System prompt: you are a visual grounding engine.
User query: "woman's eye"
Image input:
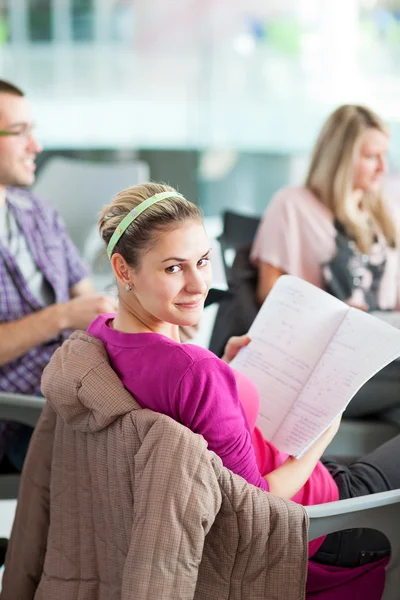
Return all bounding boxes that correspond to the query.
[198,257,210,268]
[165,265,181,274]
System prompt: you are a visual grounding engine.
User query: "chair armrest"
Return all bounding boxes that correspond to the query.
[307,491,400,599]
[0,392,45,427]
[307,490,400,540]
[307,489,400,519]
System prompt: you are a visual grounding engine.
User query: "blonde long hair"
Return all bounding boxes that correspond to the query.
[305,104,396,254]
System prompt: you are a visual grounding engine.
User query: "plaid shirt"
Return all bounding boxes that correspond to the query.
[0,187,89,458]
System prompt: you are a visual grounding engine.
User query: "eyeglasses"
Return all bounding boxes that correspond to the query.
[0,124,35,138]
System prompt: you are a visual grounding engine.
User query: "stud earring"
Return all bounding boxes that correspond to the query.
[125,283,132,292]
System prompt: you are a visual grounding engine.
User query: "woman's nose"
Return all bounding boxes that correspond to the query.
[185,269,208,294]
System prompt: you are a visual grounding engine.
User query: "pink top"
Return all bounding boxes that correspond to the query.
[89,314,338,556]
[88,314,269,492]
[251,186,400,310]
[236,369,337,505]
[236,369,338,556]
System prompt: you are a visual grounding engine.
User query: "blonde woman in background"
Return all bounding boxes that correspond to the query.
[251,104,400,418]
[253,105,398,310]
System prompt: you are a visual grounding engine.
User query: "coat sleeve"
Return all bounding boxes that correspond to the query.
[1,403,56,600]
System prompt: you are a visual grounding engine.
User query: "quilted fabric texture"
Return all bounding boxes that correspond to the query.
[1,332,309,600]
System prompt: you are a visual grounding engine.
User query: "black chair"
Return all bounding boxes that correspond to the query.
[207,210,261,356]
[217,211,261,281]
[204,287,231,308]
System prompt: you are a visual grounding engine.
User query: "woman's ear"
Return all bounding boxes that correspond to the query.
[111,253,132,289]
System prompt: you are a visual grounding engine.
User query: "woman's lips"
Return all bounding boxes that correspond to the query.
[175,299,203,309]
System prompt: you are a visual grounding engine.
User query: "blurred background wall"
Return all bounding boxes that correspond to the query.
[1,0,400,216]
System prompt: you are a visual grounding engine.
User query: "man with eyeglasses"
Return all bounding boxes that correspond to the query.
[0,80,114,475]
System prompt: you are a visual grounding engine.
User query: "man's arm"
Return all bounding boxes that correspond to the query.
[69,276,96,298]
[0,304,66,367]
[0,293,115,367]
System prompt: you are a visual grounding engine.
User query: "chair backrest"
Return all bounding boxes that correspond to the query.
[208,244,259,357]
[217,211,261,279]
[33,156,150,256]
[0,393,45,428]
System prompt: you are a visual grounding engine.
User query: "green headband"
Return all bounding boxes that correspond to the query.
[107,191,184,259]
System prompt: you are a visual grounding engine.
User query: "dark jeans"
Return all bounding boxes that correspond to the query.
[311,433,400,568]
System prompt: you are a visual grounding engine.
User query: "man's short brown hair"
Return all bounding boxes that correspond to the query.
[0,80,24,97]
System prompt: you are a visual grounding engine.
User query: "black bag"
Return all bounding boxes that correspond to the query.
[209,244,259,357]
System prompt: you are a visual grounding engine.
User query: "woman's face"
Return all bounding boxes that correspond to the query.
[129,220,212,327]
[352,128,389,193]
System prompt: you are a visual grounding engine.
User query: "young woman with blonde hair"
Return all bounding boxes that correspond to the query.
[252,104,398,312]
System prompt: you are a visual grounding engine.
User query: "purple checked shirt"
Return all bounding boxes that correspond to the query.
[0,187,89,457]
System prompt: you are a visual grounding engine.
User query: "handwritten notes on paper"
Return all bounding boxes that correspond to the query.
[230,276,400,457]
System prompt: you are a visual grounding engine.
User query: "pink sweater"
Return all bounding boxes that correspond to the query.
[88,314,269,492]
[235,368,338,507]
[88,314,338,554]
